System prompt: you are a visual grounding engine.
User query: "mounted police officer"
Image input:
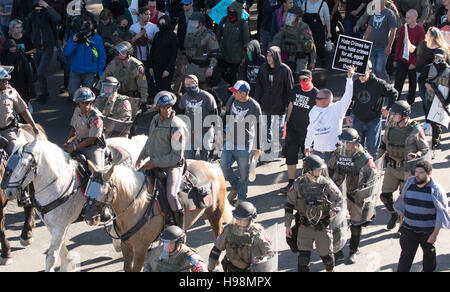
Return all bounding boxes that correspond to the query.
[285,154,343,272]
[271,6,316,78]
[97,42,148,108]
[63,87,105,170]
[208,201,275,272]
[137,91,188,230]
[378,100,430,234]
[328,128,380,264]
[144,225,208,272]
[0,65,40,156]
[183,12,220,91]
[94,77,133,138]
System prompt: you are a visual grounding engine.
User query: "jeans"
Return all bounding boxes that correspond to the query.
[417,72,428,114]
[343,16,363,38]
[351,114,382,159]
[220,146,252,201]
[397,226,436,272]
[68,71,96,99]
[370,47,390,83]
[34,48,55,97]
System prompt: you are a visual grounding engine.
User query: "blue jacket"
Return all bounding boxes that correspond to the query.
[64,33,106,76]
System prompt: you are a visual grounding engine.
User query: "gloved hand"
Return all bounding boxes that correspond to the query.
[140,102,148,113]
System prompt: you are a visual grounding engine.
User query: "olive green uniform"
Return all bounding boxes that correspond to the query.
[144,244,208,272]
[328,144,378,226]
[378,120,430,214]
[184,26,220,90]
[69,106,105,168]
[209,222,274,272]
[98,57,148,103]
[94,94,133,137]
[0,86,28,155]
[285,175,342,272]
[271,20,316,74]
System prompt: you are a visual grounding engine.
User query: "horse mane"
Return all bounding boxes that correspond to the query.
[32,140,76,179]
[112,165,148,202]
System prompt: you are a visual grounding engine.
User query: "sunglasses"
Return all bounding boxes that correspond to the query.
[299,78,310,82]
[315,97,329,101]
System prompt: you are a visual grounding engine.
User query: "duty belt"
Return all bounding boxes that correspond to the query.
[187,57,209,68]
[386,156,404,169]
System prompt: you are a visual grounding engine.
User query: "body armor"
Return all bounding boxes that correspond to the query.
[225,223,263,270]
[185,28,212,65]
[155,247,197,272]
[386,122,416,161]
[294,176,332,225]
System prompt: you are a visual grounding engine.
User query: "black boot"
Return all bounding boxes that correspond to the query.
[387,212,399,230]
[17,189,31,207]
[174,210,185,230]
[320,254,335,272]
[347,225,362,264]
[298,251,311,272]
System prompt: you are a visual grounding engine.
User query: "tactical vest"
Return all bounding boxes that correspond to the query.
[113,58,142,94]
[283,23,313,55]
[225,223,262,270]
[95,94,128,118]
[386,121,417,161]
[185,29,209,61]
[294,176,331,224]
[155,247,197,272]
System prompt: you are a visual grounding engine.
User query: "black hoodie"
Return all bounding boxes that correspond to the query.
[255,46,294,115]
[243,40,265,97]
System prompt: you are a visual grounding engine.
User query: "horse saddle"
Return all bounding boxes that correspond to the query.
[150,160,213,217]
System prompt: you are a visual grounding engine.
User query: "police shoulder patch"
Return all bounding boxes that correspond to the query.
[210,32,217,41]
[123,100,132,112]
[306,28,312,36]
[138,65,145,75]
[93,114,103,129]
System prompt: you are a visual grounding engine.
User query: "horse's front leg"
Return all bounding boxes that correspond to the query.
[0,201,12,265]
[59,243,80,272]
[45,227,68,272]
[20,205,35,247]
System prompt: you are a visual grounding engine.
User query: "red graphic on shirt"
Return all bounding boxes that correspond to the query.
[93,116,103,129]
[124,100,132,112]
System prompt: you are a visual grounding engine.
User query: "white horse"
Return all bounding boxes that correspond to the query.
[1,136,146,272]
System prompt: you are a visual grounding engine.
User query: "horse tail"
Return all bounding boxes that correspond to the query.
[211,163,233,225]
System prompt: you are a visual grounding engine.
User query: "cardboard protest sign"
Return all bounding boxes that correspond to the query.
[427,85,450,129]
[332,35,373,75]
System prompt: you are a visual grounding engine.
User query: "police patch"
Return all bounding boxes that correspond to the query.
[123,100,132,112]
[210,32,216,41]
[138,65,145,75]
[93,115,103,129]
[306,28,312,36]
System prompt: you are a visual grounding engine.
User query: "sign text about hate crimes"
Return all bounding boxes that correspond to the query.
[332,35,373,75]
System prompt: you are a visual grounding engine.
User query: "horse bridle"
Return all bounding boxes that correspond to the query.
[3,149,37,190]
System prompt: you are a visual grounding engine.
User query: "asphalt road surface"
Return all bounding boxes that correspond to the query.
[1,1,450,273]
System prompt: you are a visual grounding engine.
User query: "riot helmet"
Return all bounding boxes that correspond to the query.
[187,12,204,33]
[338,128,360,157]
[390,100,411,117]
[73,87,96,103]
[233,201,257,220]
[100,76,120,98]
[285,6,303,26]
[113,41,133,58]
[0,65,13,80]
[303,154,327,179]
[154,91,177,108]
[159,225,186,259]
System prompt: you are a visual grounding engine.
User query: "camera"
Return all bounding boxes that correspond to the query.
[75,21,92,42]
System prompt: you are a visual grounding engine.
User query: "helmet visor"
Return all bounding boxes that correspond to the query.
[285,13,298,26]
[100,83,117,97]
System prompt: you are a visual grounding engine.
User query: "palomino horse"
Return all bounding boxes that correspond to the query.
[1,136,147,271]
[0,124,47,265]
[84,160,233,272]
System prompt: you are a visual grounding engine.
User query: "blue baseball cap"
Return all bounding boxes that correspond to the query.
[229,80,250,93]
[181,0,193,4]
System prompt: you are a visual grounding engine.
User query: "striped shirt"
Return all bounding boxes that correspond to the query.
[402,183,436,233]
[394,177,450,233]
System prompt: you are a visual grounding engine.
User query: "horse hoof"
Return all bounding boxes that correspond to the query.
[0,257,13,266]
[20,237,34,247]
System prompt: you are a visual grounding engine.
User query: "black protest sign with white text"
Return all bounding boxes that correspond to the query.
[332,35,373,75]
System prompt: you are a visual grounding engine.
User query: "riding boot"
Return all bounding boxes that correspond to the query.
[174,210,185,231]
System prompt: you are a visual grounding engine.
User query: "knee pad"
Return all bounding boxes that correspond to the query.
[380,192,394,209]
[320,254,335,272]
[298,251,311,265]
